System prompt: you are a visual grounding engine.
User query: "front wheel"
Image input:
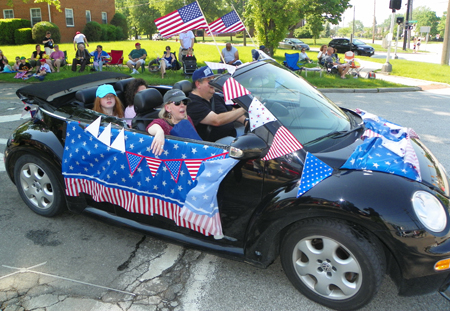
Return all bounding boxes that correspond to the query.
[14,154,66,217]
[280,218,385,311]
[291,46,296,50]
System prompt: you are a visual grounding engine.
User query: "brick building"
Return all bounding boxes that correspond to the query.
[1,0,115,43]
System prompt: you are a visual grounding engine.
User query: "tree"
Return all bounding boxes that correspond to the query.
[322,22,331,38]
[110,13,128,40]
[412,6,440,36]
[8,0,61,11]
[437,11,447,38]
[305,14,324,44]
[245,0,298,55]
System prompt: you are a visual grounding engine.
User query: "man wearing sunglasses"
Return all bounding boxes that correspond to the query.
[187,66,246,142]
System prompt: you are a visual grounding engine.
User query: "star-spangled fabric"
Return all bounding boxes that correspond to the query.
[154,1,208,38]
[206,10,245,35]
[248,97,277,130]
[262,126,303,161]
[223,77,251,102]
[297,152,333,197]
[342,110,422,181]
[62,121,237,237]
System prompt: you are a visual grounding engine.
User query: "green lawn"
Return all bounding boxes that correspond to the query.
[0,39,442,87]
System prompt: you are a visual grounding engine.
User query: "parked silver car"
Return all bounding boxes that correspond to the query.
[278,38,310,50]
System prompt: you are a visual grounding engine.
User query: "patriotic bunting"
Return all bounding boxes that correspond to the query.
[262,126,303,161]
[126,152,144,175]
[248,97,277,131]
[223,77,251,102]
[297,153,333,197]
[154,1,208,38]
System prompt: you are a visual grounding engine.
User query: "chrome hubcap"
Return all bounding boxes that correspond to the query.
[19,163,54,210]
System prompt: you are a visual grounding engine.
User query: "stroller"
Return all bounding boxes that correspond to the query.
[180,49,197,76]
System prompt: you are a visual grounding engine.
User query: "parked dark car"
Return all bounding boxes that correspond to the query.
[5,62,450,310]
[329,38,375,56]
[278,38,310,50]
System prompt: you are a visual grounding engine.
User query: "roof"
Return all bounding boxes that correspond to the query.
[16,72,131,102]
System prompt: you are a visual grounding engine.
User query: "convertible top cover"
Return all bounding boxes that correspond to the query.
[16,72,131,102]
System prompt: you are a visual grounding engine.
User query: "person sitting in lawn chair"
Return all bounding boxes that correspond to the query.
[323,47,349,79]
[159,46,179,79]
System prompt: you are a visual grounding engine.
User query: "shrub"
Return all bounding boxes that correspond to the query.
[32,21,60,43]
[0,18,30,45]
[99,24,119,41]
[83,21,102,42]
[110,13,128,40]
[14,28,33,45]
[294,27,313,39]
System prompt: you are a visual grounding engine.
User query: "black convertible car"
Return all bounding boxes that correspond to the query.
[5,61,450,310]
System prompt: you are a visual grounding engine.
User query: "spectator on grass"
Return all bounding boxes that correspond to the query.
[159,46,176,79]
[179,30,195,58]
[48,44,65,72]
[317,45,327,64]
[127,42,147,74]
[29,45,46,69]
[2,59,13,72]
[299,48,312,63]
[42,31,54,55]
[35,59,51,81]
[13,56,21,71]
[72,43,91,73]
[252,45,270,61]
[0,50,7,71]
[124,78,147,127]
[323,47,349,79]
[73,31,89,51]
[221,42,242,66]
[90,45,110,72]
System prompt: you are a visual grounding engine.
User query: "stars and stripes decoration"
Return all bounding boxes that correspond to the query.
[262,126,303,161]
[206,10,246,35]
[154,1,208,38]
[297,152,333,197]
[223,77,251,103]
[342,110,422,181]
[248,97,277,130]
[62,120,238,237]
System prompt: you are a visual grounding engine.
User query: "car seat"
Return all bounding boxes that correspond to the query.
[173,80,192,96]
[131,88,163,132]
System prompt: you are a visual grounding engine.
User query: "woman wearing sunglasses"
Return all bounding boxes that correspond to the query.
[147,89,200,156]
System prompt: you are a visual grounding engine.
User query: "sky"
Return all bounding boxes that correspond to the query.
[341,0,449,27]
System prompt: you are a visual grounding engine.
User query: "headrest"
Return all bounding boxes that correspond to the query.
[134,88,163,114]
[114,78,134,92]
[75,86,98,104]
[173,80,192,96]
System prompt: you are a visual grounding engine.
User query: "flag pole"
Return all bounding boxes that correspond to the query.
[196,0,225,64]
[230,3,257,48]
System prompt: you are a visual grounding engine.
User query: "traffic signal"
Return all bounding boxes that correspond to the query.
[389,0,402,10]
[396,17,404,24]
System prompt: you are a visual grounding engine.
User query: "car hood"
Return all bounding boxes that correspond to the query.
[316,136,449,197]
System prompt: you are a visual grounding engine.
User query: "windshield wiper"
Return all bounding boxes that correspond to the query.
[305,124,364,146]
[333,124,364,138]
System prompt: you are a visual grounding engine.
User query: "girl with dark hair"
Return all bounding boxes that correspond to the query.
[124,78,147,127]
[160,46,176,79]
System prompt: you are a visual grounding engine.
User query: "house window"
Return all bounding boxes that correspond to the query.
[102,12,107,24]
[86,10,91,23]
[30,8,41,26]
[3,9,14,19]
[65,8,74,27]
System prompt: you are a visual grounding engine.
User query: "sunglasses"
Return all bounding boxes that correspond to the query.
[172,101,187,106]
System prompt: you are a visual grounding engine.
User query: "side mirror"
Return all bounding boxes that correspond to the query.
[229,133,267,160]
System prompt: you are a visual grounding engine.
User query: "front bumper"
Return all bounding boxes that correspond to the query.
[440,274,450,301]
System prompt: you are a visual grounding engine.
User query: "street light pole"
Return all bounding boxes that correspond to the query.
[394,23,400,59]
[372,0,376,43]
[381,9,396,73]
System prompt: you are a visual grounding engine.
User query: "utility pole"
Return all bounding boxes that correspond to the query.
[402,0,413,50]
[351,5,355,42]
[372,0,376,43]
[441,0,450,65]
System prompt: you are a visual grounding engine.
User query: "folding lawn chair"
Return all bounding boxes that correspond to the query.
[106,50,124,71]
[283,53,303,73]
[344,51,363,77]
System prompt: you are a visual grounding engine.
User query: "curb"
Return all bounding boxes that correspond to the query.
[319,86,421,93]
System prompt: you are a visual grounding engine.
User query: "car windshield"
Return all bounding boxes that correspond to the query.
[352,39,365,45]
[234,62,351,145]
[290,39,303,44]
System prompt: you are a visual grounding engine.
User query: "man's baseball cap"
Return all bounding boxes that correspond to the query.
[163,89,191,104]
[192,66,219,82]
[76,31,81,34]
[135,42,141,46]
[40,59,46,63]
[96,85,117,98]
[259,45,265,50]
[20,56,26,60]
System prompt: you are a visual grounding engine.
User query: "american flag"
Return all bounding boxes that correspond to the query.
[342,112,422,182]
[262,126,303,161]
[62,120,238,237]
[154,1,209,38]
[297,152,333,197]
[206,10,246,35]
[223,77,251,103]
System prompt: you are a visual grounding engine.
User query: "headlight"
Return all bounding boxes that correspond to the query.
[412,191,447,232]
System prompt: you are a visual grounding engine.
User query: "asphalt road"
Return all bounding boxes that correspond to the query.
[0,83,449,311]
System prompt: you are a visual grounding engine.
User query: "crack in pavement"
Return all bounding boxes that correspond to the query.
[117,235,147,271]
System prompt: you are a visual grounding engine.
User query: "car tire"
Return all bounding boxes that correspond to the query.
[355,51,360,56]
[280,218,385,311]
[14,154,66,217]
[292,46,296,50]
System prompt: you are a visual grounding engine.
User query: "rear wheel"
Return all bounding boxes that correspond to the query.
[14,154,66,217]
[280,218,385,311]
[291,46,296,50]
